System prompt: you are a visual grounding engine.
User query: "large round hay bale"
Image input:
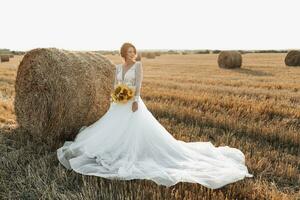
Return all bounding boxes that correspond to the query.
[217,51,242,69]
[14,48,115,147]
[0,55,10,62]
[284,50,300,66]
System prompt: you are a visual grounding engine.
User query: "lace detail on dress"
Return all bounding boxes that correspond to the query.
[109,64,119,102]
[113,64,118,89]
[110,61,143,103]
[134,62,143,102]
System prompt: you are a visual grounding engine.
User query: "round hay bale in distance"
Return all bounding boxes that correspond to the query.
[285,50,300,66]
[146,52,156,59]
[217,51,242,69]
[135,53,142,61]
[1,55,10,62]
[14,48,115,146]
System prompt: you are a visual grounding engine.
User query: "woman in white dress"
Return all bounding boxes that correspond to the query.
[57,42,254,189]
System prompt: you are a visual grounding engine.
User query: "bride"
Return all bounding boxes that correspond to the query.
[57,42,254,189]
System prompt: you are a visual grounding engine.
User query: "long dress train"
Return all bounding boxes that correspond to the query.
[57,61,253,189]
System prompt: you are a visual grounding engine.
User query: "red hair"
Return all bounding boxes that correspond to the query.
[120,42,137,60]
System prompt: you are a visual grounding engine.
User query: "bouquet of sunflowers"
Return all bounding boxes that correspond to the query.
[110,83,135,104]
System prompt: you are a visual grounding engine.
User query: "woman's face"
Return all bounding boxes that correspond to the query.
[126,47,136,62]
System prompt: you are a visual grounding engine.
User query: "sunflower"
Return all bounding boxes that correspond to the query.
[111,83,135,104]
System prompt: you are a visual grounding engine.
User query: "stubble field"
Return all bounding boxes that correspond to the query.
[0,53,299,199]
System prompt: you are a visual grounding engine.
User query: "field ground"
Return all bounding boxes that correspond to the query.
[0,53,299,199]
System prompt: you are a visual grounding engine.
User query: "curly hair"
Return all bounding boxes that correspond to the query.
[120,42,137,60]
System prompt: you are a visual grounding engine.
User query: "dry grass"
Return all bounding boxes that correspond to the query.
[0,52,299,199]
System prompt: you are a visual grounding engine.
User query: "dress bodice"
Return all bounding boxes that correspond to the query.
[112,61,143,102]
[116,62,137,88]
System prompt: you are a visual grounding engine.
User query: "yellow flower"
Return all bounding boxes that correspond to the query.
[111,83,135,104]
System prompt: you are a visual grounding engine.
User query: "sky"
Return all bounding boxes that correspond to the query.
[1,0,299,51]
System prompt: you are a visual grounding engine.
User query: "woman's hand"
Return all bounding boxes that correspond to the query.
[128,54,136,62]
[132,101,138,112]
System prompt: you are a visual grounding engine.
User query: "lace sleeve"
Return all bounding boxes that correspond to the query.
[110,65,118,101]
[134,61,143,102]
[113,64,118,89]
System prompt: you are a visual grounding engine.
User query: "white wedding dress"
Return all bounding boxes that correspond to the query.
[57,61,253,189]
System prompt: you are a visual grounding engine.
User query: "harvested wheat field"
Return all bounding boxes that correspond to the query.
[0,52,299,199]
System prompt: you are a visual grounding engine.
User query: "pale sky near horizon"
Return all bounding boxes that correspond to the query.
[1,0,299,51]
